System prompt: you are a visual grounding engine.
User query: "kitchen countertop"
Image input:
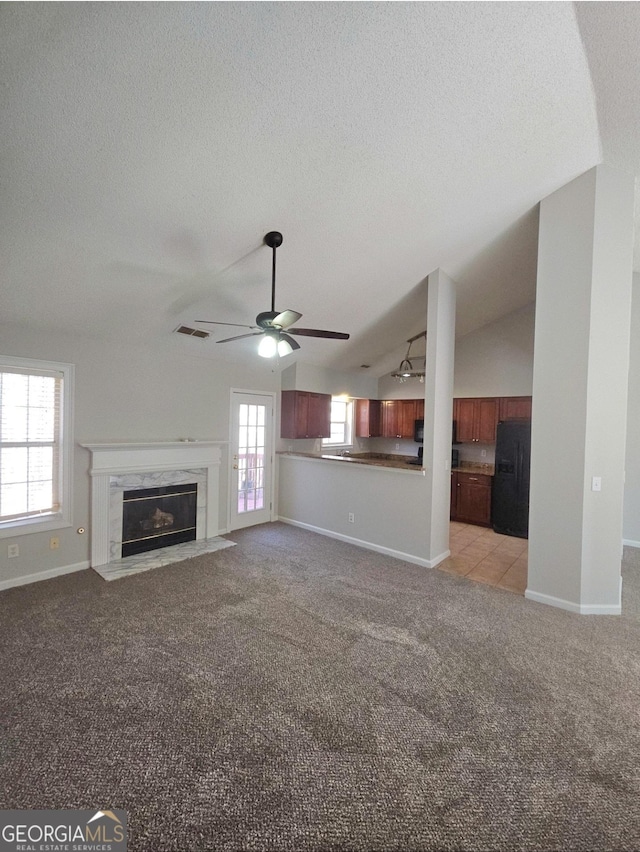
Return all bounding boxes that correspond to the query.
[277,451,424,471]
[452,461,495,476]
[278,452,495,475]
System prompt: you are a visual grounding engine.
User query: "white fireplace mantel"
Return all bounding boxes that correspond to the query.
[81,441,227,567]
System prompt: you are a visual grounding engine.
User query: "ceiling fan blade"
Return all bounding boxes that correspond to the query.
[287,328,350,340]
[216,332,264,343]
[279,332,301,351]
[195,320,258,329]
[271,309,302,329]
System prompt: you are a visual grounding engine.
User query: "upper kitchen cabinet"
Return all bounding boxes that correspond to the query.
[381,399,419,439]
[499,396,532,421]
[454,398,498,443]
[281,390,331,439]
[355,399,381,438]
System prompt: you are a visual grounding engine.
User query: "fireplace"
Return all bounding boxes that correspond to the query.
[82,442,224,568]
[121,483,197,558]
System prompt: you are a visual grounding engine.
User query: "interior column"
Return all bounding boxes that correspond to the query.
[528,164,634,614]
[424,268,456,565]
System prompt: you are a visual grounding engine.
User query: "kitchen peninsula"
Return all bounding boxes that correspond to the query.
[277,393,530,566]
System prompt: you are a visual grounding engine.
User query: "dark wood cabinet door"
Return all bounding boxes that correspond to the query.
[454,398,498,443]
[450,472,458,519]
[378,398,425,439]
[400,400,417,438]
[355,399,369,437]
[476,398,498,443]
[368,400,382,437]
[455,472,492,525]
[281,390,330,438]
[355,399,381,438]
[281,390,303,438]
[455,399,477,442]
[499,396,532,421]
[381,400,400,438]
[307,392,331,438]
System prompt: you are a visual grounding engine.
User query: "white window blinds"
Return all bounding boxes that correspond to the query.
[0,367,64,523]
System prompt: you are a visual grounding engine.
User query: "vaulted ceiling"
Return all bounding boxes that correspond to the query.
[1,3,637,376]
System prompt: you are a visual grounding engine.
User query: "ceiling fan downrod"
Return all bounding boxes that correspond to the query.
[264,231,283,313]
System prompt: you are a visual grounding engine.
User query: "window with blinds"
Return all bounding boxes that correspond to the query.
[0,358,73,533]
[322,397,353,448]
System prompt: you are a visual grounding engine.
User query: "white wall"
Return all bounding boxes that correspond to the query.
[278,456,431,565]
[454,302,535,397]
[624,273,640,545]
[0,323,280,586]
[282,362,378,399]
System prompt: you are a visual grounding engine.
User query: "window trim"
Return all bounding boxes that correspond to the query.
[322,397,354,450]
[0,356,74,538]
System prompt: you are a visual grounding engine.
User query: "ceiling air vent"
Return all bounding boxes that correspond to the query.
[175,325,210,339]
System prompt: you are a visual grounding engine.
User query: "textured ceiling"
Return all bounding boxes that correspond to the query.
[0,2,631,375]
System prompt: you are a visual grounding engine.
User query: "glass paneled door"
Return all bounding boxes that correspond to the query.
[230,391,274,530]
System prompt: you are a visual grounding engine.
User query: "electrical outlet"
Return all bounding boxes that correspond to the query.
[7,544,19,558]
[592,476,602,492]
[348,512,355,523]
[49,536,60,550]
[481,449,487,458]
[395,443,400,450]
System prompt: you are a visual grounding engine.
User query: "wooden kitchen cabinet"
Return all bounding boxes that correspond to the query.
[451,471,492,526]
[355,399,382,438]
[454,398,498,443]
[381,399,419,439]
[280,390,331,439]
[499,396,532,421]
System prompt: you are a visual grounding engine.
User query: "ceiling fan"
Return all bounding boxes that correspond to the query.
[195,231,350,358]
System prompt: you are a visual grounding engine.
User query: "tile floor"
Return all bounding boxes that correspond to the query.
[437,522,528,595]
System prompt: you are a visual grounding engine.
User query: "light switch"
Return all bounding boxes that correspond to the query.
[592,476,602,492]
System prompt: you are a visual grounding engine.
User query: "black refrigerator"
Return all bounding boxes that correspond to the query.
[492,420,531,538]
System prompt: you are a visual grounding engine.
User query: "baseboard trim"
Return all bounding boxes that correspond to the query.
[278,517,440,568]
[525,587,621,615]
[623,538,640,549]
[0,560,90,592]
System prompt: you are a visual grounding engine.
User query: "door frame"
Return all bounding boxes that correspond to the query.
[228,388,277,530]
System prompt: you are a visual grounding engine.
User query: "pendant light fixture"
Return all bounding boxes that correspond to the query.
[391,331,426,382]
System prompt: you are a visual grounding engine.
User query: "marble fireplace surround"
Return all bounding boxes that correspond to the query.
[82,442,225,567]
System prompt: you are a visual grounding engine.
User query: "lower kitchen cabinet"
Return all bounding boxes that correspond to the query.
[451,471,492,526]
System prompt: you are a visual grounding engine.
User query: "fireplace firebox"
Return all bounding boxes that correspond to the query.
[121,484,197,558]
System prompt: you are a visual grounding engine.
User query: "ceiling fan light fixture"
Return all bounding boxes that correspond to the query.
[258,333,278,358]
[277,337,294,357]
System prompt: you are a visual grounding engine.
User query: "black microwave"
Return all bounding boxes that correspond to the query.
[415,419,459,444]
